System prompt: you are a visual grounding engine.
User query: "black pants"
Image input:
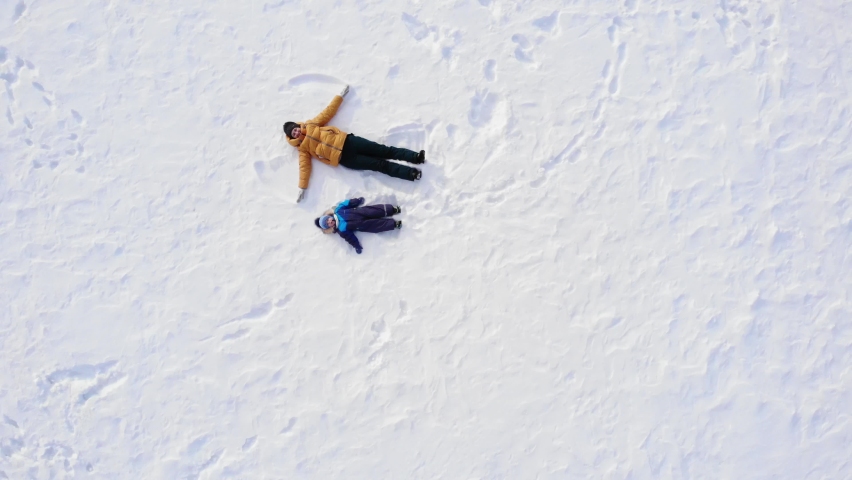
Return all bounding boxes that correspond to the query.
[339,134,418,181]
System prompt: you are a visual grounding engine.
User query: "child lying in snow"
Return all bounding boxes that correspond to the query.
[315,198,402,254]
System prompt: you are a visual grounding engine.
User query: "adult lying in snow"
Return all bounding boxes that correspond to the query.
[284,85,425,203]
[315,197,402,254]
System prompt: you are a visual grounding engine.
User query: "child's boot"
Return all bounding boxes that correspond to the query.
[395,220,403,229]
[392,206,402,215]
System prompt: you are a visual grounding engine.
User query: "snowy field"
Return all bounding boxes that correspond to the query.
[2,0,852,478]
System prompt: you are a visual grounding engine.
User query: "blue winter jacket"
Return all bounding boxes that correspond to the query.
[330,198,365,252]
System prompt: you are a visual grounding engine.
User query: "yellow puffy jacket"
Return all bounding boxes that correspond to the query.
[287,95,348,189]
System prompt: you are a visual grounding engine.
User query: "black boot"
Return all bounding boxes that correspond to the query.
[392,205,401,215]
[409,168,422,181]
[395,220,402,229]
[414,150,426,164]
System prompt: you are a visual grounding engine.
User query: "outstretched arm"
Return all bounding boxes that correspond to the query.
[338,231,363,254]
[306,95,343,127]
[298,150,312,190]
[336,197,364,211]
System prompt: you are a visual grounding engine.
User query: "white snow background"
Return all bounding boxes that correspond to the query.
[1,0,851,478]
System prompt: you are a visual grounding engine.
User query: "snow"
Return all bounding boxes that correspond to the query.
[1,0,851,478]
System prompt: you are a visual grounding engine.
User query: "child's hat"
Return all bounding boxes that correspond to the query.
[317,215,334,229]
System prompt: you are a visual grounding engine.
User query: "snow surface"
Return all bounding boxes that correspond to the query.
[2,0,852,478]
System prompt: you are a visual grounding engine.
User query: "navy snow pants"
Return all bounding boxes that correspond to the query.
[343,204,397,233]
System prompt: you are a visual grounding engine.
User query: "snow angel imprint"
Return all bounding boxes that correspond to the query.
[284,85,426,203]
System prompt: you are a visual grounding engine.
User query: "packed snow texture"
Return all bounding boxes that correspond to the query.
[2,0,851,478]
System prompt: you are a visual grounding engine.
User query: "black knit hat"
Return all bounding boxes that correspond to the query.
[283,121,298,139]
